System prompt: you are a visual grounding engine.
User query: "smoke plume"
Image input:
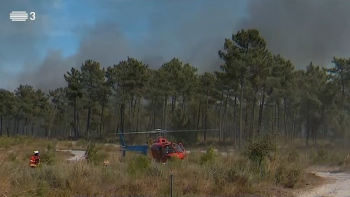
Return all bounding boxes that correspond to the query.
[240,0,350,68]
[2,0,350,91]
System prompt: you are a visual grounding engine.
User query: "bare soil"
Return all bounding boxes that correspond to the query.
[294,166,350,197]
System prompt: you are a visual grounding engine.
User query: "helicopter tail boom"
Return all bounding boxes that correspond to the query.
[117,132,148,157]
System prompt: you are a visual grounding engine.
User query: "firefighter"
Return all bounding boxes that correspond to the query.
[29,151,40,168]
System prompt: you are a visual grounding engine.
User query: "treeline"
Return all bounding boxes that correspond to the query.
[1,29,350,147]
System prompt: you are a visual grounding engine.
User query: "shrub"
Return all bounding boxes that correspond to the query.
[244,133,276,179]
[287,150,300,163]
[211,161,252,186]
[274,152,304,188]
[200,146,216,165]
[313,147,328,163]
[127,155,150,177]
[40,150,57,165]
[85,142,108,165]
[46,141,57,151]
[275,163,303,188]
[245,134,276,167]
[309,147,346,165]
[339,153,350,171]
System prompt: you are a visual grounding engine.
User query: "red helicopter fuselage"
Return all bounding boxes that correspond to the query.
[150,137,186,162]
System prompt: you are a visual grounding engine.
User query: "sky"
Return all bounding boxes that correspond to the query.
[1,0,350,92]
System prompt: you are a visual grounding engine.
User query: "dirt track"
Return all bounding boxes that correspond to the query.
[57,149,85,161]
[67,150,85,161]
[295,171,350,197]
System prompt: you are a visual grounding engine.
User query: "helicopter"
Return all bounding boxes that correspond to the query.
[150,134,186,163]
[116,129,218,163]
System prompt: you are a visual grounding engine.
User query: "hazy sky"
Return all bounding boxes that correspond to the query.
[1,0,350,92]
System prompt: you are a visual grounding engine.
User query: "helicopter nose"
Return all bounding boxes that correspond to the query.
[178,153,185,159]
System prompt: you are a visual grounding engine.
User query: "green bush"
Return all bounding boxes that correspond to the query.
[40,150,57,165]
[310,147,330,164]
[200,146,216,165]
[84,142,108,165]
[244,133,276,168]
[46,141,57,151]
[275,162,303,188]
[127,155,150,177]
[316,148,327,162]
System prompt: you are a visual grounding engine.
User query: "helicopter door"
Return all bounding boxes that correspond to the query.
[151,146,161,161]
[151,146,157,160]
[156,146,163,161]
[160,146,167,163]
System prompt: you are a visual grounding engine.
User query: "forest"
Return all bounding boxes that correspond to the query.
[1,28,349,148]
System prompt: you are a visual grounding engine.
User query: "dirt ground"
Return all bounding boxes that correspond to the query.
[294,166,350,197]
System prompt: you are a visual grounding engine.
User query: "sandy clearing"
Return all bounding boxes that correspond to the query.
[67,150,86,161]
[295,171,350,197]
[56,149,86,161]
[185,149,234,156]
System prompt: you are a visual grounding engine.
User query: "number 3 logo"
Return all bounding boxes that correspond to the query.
[30,12,35,20]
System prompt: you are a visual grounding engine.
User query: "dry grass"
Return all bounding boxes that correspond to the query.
[0,136,349,196]
[0,136,76,163]
[0,154,275,197]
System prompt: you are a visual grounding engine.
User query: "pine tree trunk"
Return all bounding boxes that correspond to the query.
[251,95,256,139]
[136,98,141,131]
[86,106,91,138]
[196,100,201,130]
[0,115,2,136]
[283,98,288,140]
[239,79,244,148]
[258,91,265,133]
[233,96,237,146]
[163,96,168,130]
[99,103,105,138]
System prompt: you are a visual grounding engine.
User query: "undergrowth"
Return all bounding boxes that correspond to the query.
[0,136,350,196]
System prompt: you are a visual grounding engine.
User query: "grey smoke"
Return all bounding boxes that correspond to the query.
[1,0,350,92]
[239,0,350,68]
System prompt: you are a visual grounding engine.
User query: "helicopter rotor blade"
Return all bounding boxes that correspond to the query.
[110,129,220,135]
[162,129,220,133]
[113,131,158,135]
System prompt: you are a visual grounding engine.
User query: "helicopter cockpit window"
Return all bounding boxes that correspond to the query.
[173,143,183,153]
[163,145,175,154]
[178,143,185,152]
